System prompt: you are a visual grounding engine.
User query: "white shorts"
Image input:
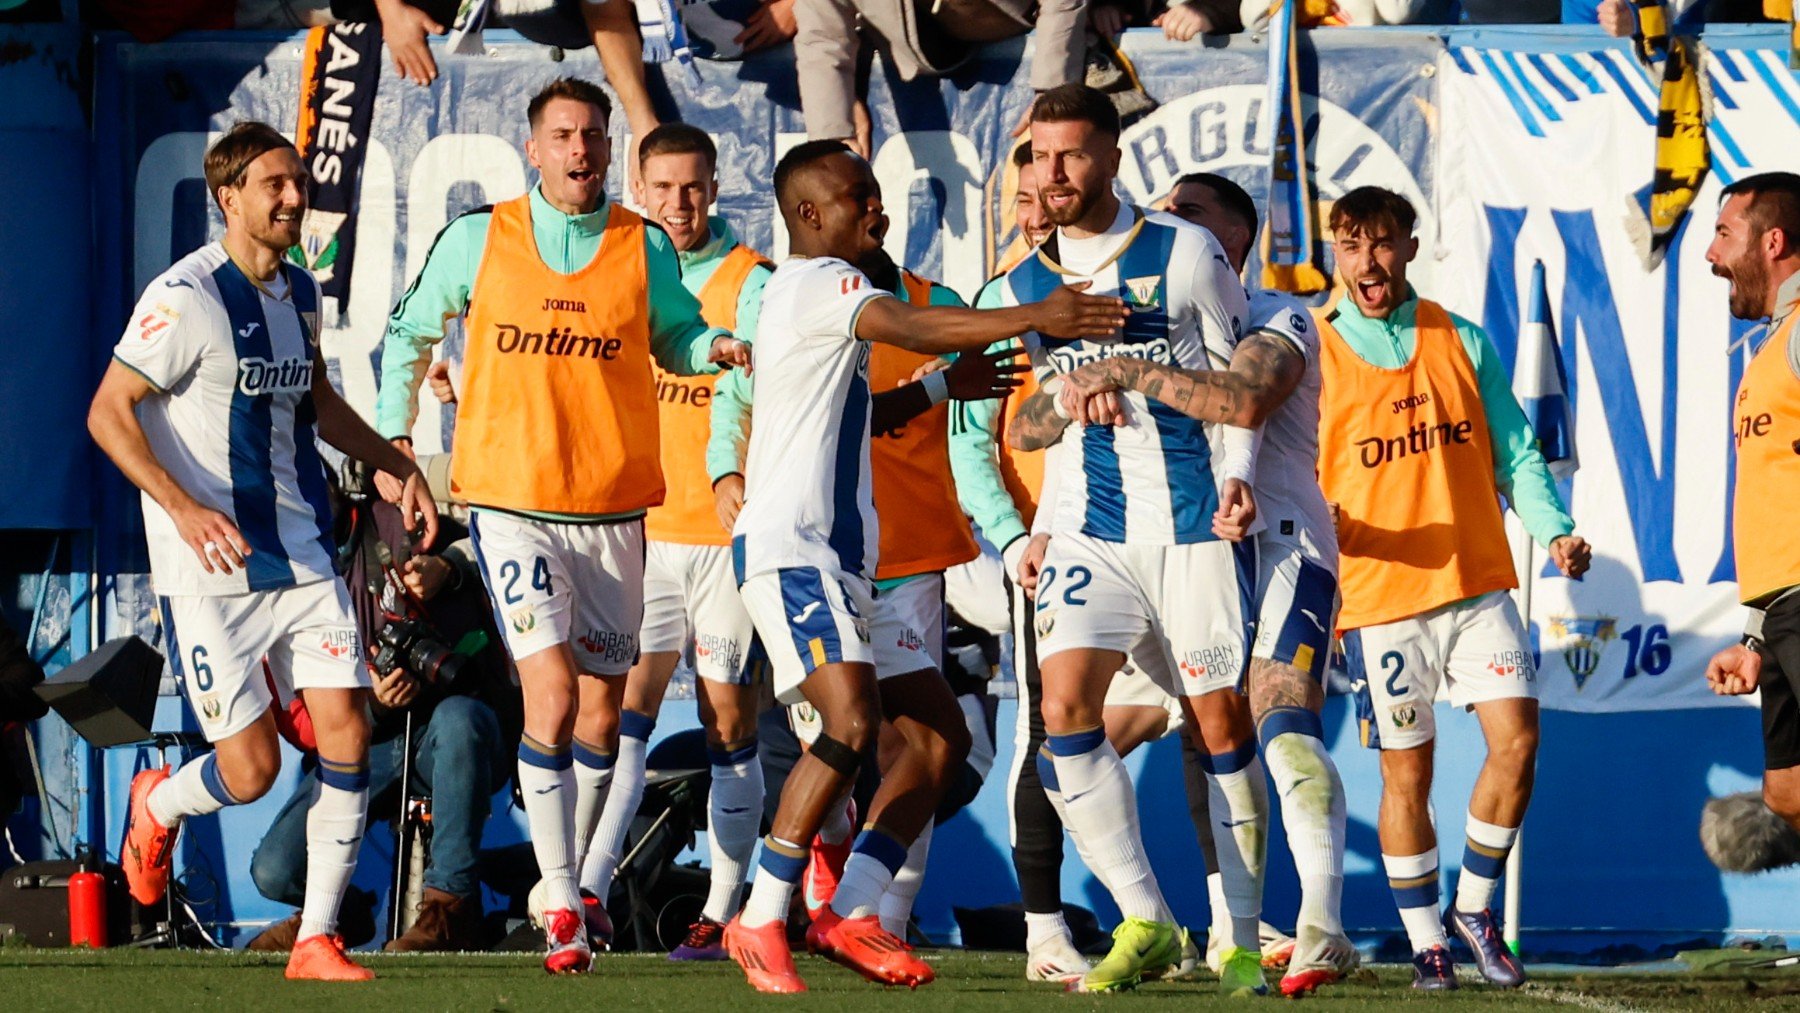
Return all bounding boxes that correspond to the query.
[158,579,367,742]
[944,550,1010,637]
[1251,539,1339,681]
[639,540,759,685]
[740,567,875,705]
[1346,590,1538,750]
[1033,532,1256,698]
[871,573,946,678]
[468,509,644,676]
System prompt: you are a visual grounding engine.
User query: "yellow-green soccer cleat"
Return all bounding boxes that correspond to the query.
[1073,917,1183,993]
[1217,945,1270,997]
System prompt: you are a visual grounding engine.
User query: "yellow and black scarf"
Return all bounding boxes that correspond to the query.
[1624,1,1710,270]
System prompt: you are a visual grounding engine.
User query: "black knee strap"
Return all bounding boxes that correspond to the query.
[809,732,863,777]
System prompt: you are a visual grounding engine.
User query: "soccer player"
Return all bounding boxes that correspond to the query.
[1703,173,1800,830]
[721,139,1126,994]
[89,122,439,982]
[1057,170,1357,996]
[373,78,748,974]
[709,236,1019,943]
[1308,186,1589,990]
[561,123,774,961]
[998,84,1262,996]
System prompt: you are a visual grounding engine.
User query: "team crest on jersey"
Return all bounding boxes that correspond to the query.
[1389,702,1417,730]
[509,606,537,634]
[199,695,222,722]
[1122,276,1162,310]
[1035,610,1056,639]
[852,618,871,644]
[1547,616,1616,691]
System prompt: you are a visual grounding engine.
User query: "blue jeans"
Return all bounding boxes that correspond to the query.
[250,695,506,902]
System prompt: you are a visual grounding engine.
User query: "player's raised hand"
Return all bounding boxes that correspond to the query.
[942,348,1027,401]
[713,473,746,531]
[709,336,753,372]
[1550,534,1592,579]
[397,469,440,551]
[1029,281,1129,340]
[1706,643,1762,696]
[1213,478,1257,541]
[174,501,250,575]
[426,360,456,404]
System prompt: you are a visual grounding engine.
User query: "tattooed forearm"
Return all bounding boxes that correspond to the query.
[1100,334,1304,427]
[1006,386,1073,451]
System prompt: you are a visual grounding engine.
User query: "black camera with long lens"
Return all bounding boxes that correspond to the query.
[372,617,466,686]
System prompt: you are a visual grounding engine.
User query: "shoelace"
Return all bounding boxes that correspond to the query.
[1420,949,1453,975]
[682,920,722,948]
[1474,911,1506,949]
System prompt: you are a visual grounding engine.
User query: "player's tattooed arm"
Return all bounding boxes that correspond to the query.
[1005,378,1075,451]
[1064,331,1304,428]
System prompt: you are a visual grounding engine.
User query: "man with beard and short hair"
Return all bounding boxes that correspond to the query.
[1703,171,1800,835]
[90,121,440,982]
[1305,185,1589,991]
[998,83,1266,996]
[373,77,750,975]
[719,139,1125,994]
[1058,170,1356,996]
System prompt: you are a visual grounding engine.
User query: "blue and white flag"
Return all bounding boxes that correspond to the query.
[1515,260,1579,481]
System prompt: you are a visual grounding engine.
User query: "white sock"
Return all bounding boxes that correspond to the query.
[1383,848,1447,952]
[571,737,614,865]
[518,734,580,913]
[1047,729,1173,924]
[1025,909,1072,952]
[296,759,369,941]
[830,827,909,920]
[1205,746,1268,951]
[581,712,652,899]
[702,741,765,923]
[1206,871,1229,953]
[1036,748,1095,867]
[818,794,853,846]
[147,753,238,828]
[878,822,932,937]
[1454,815,1519,915]
[1263,723,1347,938]
[741,836,807,928]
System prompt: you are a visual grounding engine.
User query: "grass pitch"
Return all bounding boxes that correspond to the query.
[2,949,1797,1011]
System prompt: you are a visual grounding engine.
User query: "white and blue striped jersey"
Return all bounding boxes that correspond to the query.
[112,243,337,596]
[1001,203,1248,545]
[731,256,887,582]
[1240,287,1337,571]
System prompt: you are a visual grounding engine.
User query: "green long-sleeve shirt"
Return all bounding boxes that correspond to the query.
[677,217,770,344]
[951,277,1032,552]
[706,271,1007,587]
[374,185,728,442]
[1326,289,1575,551]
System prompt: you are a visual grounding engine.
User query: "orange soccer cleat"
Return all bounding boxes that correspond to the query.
[541,909,593,974]
[806,909,934,989]
[285,934,374,982]
[122,766,175,906]
[724,915,807,994]
[803,799,856,920]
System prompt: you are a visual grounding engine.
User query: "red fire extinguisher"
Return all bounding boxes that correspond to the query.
[69,846,107,948]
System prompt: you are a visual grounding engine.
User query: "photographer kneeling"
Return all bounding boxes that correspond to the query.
[247,473,520,953]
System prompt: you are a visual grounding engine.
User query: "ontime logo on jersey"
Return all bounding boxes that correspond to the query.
[1045,335,1174,376]
[237,356,314,397]
[494,323,624,360]
[1354,419,1475,468]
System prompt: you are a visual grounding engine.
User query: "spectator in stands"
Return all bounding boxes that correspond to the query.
[1575,0,1767,34]
[1089,0,1239,39]
[796,0,1086,152]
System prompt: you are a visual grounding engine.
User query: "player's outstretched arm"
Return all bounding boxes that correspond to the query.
[1062,330,1305,428]
[870,348,1025,432]
[311,353,440,550]
[855,281,1126,355]
[88,362,252,574]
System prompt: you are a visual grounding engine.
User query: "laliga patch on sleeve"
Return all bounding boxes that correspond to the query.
[135,302,181,342]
